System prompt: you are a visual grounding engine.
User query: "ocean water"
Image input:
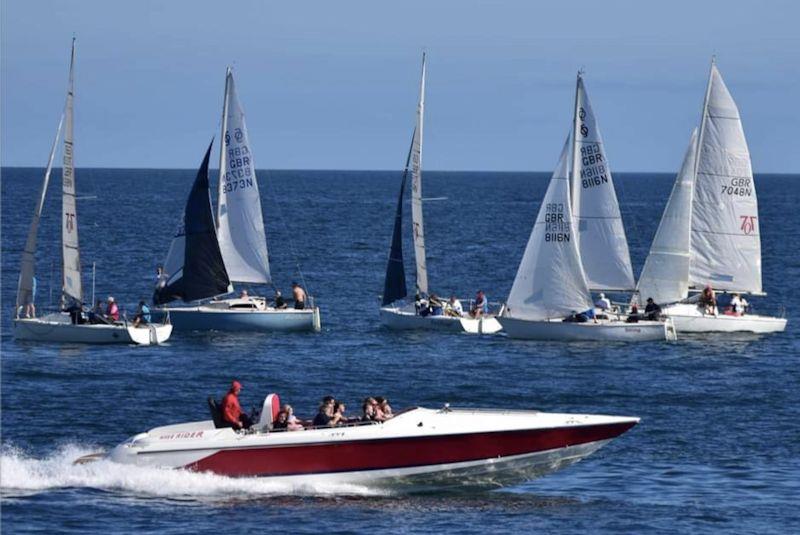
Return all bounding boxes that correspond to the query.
[1,167,799,533]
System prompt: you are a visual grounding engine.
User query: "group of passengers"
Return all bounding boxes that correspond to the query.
[236,282,308,310]
[62,295,150,326]
[218,381,394,432]
[414,290,488,318]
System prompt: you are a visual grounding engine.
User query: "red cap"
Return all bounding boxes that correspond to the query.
[231,380,242,391]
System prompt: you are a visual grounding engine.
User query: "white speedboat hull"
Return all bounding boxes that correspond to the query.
[379,306,502,334]
[499,316,676,341]
[662,303,787,333]
[102,407,638,491]
[157,304,321,333]
[13,314,172,345]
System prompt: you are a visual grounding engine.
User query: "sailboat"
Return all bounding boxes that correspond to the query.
[636,59,786,333]
[378,53,502,334]
[13,39,173,345]
[498,72,676,341]
[153,68,321,332]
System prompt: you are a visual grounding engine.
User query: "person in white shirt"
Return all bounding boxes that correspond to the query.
[595,293,611,311]
[729,293,748,316]
[446,295,463,317]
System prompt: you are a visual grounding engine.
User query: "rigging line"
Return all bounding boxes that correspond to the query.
[262,170,312,298]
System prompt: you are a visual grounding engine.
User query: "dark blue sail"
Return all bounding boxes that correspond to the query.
[154,140,231,305]
[381,130,415,306]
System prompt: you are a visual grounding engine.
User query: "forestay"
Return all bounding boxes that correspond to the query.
[410,53,428,295]
[61,39,82,305]
[216,68,271,285]
[506,137,593,320]
[688,62,762,294]
[636,129,698,305]
[155,141,231,305]
[571,75,634,292]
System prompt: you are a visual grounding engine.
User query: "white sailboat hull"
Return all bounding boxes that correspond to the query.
[12,315,173,345]
[499,316,676,341]
[158,304,321,333]
[379,306,502,334]
[662,303,786,333]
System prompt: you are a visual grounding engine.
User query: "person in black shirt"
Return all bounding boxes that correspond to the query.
[644,298,662,321]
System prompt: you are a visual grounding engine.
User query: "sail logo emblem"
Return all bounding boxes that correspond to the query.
[579,108,586,120]
[65,213,75,233]
[234,128,244,143]
[740,215,757,235]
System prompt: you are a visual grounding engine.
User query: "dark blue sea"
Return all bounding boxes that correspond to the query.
[2,168,799,533]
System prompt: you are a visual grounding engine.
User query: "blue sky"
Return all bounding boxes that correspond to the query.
[2,0,798,172]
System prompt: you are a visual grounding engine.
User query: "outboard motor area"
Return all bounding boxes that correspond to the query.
[258,393,281,430]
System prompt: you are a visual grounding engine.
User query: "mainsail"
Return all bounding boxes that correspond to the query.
[570,74,635,292]
[216,68,271,285]
[688,61,762,294]
[636,129,698,305]
[410,53,428,295]
[155,141,231,305]
[506,137,594,320]
[382,129,415,306]
[61,39,82,305]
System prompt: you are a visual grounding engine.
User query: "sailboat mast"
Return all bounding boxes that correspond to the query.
[410,52,429,295]
[61,37,82,306]
[570,72,582,217]
[217,67,231,227]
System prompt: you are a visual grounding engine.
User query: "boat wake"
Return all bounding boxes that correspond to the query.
[0,443,388,500]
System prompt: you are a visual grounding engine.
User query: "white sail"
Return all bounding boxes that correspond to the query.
[506,137,593,320]
[61,39,82,304]
[688,62,762,294]
[410,53,428,295]
[636,129,698,305]
[571,75,635,291]
[216,68,271,285]
[15,114,64,315]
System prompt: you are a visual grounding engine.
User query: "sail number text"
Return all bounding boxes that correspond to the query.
[721,177,752,197]
[222,145,255,193]
[579,143,609,189]
[544,203,571,242]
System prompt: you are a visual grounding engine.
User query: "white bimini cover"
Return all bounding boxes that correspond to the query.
[506,137,594,320]
[571,76,634,292]
[216,68,271,285]
[688,63,762,294]
[636,129,698,305]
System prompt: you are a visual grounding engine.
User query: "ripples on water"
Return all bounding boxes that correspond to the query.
[2,169,799,533]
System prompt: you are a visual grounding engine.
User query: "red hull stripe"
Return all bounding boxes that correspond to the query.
[188,421,636,477]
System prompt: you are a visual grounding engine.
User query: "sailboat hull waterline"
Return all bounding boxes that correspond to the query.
[13,315,173,345]
[97,407,638,491]
[499,316,677,342]
[661,303,786,334]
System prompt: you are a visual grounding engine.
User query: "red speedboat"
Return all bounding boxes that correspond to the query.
[97,395,638,491]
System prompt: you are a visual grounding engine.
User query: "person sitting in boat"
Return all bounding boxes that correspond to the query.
[312,396,343,427]
[644,298,662,321]
[728,293,748,316]
[292,282,307,310]
[626,303,640,323]
[272,290,288,309]
[22,276,37,318]
[445,295,463,317]
[361,397,378,421]
[272,410,289,430]
[65,300,85,325]
[415,292,431,316]
[221,380,252,430]
[282,404,303,431]
[87,300,103,324]
[595,293,611,311]
[376,397,393,420]
[132,300,151,327]
[333,401,353,425]
[106,296,120,322]
[699,285,717,315]
[470,290,488,318]
[563,310,589,323]
[429,294,444,316]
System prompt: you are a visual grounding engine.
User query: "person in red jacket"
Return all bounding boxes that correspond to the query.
[221,380,252,429]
